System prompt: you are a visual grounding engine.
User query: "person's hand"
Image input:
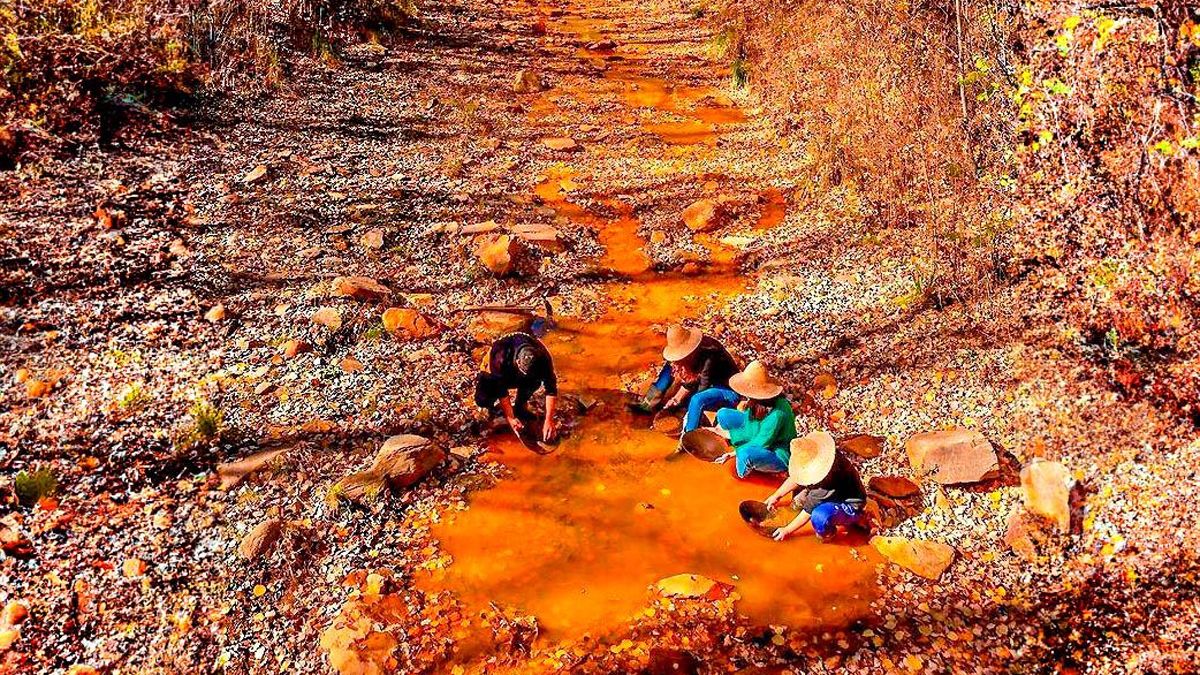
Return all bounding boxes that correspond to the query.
[713,452,734,465]
[506,416,525,435]
[542,417,558,443]
[772,527,791,542]
[665,390,687,408]
[764,494,780,509]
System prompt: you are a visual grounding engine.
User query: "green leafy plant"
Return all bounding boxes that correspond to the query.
[1104,327,1121,355]
[176,399,224,450]
[117,382,151,410]
[189,400,224,439]
[731,56,749,89]
[15,467,58,507]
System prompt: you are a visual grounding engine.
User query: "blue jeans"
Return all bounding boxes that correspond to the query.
[650,362,673,392]
[734,444,789,477]
[810,502,864,539]
[683,387,740,433]
[716,408,789,478]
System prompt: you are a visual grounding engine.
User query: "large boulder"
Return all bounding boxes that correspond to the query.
[905,428,998,485]
[333,435,445,505]
[239,518,285,561]
[1020,458,1072,533]
[870,536,955,580]
[1003,510,1038,561]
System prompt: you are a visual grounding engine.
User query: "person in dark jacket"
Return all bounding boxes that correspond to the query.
[474,331,558,444]
[631,325,740,434]
[764,431,868,541]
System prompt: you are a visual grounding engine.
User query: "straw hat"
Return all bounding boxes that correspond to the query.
[662,324,704,362]
[788,431,837,485]
[728,360,784,400]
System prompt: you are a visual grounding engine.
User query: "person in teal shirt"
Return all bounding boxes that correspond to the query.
[712,360,798,478]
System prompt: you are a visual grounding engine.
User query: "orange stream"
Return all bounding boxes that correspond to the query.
[420,3,874,660]
[424,277,876,648]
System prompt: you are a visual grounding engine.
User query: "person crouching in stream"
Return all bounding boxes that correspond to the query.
[764,431,868,542]
[630,324,740,434]
[474,325,558,448]
[711,360,798,478]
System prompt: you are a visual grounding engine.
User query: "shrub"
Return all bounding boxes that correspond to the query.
[175,399,224,450]
[730,56,748,88]
[727,0,1015,301]
[117,381,151,409]
[188,399,223,439]
[14,467,58,506]
[0,0,419,164]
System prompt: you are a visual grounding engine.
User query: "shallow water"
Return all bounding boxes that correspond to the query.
[424,275,876,646]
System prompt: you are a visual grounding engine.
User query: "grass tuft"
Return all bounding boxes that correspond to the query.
[15,467,58,507]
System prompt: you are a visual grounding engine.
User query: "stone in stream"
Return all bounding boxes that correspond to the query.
[870,536,955,580]
[465,311,530,342]
[332,435,445,505]
[905,428,998,485]
[682,198,725,232]
[1020,458,1072,533]
[655,573,728,599]
[840,433,885,459]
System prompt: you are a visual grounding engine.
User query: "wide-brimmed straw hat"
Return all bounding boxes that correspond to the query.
[728,360,783,400]
[662,324,704,362]
[788,431,837,485]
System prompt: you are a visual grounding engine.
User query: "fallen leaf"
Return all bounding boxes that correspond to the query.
[244,165,268,183]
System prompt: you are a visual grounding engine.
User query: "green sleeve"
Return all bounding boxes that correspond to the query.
[727,414,756,447]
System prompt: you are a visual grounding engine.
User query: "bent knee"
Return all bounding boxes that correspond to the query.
[809,503,838,537]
